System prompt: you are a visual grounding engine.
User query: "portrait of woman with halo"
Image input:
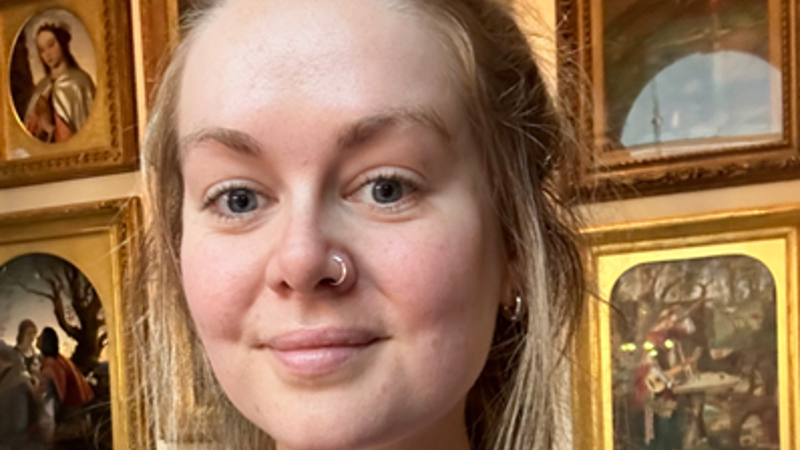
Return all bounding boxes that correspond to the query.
[10,9,96,146]
[138,1,587,450]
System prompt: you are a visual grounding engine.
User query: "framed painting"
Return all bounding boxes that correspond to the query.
[557,0,800,199]
[0,0,138,188]
[0,199,148,450]
[574,205,800,450]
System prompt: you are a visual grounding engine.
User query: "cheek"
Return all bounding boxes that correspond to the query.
[393,224,503,406]
[180,229,265,342]
[365,209,504,360]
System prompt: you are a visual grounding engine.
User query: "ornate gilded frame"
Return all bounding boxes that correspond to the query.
[139,0,179,107]
[0,0,137,188]
[575,205,800,450]
[557,0,800,199]
[0,199,148,450]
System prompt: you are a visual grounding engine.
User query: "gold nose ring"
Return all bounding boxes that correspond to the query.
[331,255,347,286]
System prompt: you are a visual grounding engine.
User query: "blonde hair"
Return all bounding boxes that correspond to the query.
[137,1,586,449]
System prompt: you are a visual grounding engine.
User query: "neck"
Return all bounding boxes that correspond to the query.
[276,399,472,450]
[50,62,68,79]
[385,400,472,450]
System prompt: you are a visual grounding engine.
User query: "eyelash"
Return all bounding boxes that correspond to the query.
[353,170,422,213]
[199,170,422,221]
[201,180,266,220]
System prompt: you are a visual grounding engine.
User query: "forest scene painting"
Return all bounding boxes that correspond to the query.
[0,253,111,450]
[609,255,779,450]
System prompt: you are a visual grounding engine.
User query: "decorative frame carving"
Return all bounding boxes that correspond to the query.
[139,0,179,108]
[557,0,799,200]
[0,0,137,188]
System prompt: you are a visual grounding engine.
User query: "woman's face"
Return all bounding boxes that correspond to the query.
[179,1,507,449]
[21,326,37,349]
[36,30,64,70]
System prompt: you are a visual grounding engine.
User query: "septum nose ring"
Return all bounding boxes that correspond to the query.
[330,255,348,286]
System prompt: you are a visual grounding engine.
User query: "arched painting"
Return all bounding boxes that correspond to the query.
[601,0,782,152]
[561,0,796,197]
[0,253,111,450]
[9,8,97,152]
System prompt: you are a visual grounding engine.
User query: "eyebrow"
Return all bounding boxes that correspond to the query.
[180,127,263,158]
[179,107,451,159]
[336,107,451,151]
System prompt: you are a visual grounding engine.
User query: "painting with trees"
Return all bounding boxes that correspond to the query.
[609,255,779,450]
[0,253,111,450]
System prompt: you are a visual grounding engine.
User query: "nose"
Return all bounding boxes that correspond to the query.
[265,206,355,296]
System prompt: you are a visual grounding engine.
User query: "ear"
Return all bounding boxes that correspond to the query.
[499,252,524,310]
[500,257,525,323]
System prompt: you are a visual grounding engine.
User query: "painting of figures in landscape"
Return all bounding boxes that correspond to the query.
[610,255,779,450]
[0,254,111,450]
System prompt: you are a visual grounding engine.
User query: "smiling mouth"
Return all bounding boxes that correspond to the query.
[266,328,384,377]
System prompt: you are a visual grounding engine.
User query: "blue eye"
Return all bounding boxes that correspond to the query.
[202,181,266,220]
[371,178,404,204]
[351,170,422,214]
[225,188,258,213]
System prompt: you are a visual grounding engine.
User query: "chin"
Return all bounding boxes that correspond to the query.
[255,409,410,450]
[268,427,388,450]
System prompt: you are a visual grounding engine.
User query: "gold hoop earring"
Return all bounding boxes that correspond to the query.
[502,295,523,322]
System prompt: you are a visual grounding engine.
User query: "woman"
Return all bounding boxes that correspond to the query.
[14,320,39,377]
[139,1,586,449]
[23,22,95,143]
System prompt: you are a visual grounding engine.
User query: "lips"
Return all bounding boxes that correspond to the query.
[266,328,383,376]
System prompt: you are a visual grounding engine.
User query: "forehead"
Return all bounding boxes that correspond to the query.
[37,30,56,42]
[178,0,460,135]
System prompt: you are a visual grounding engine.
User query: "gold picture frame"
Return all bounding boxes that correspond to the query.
[0,0,137,188]
[557,0,799,199]
[0,199,147,450]
[575,205,799,450]
[139,0,179,108]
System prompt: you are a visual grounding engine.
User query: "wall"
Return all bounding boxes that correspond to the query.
[0,2,794,450]
[584,178,800,226]
[0,172,140,214]
[2,0,796,221]
[513,2,799,449]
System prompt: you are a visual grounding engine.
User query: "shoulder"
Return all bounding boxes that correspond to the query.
[40,356,58,372]
[66,67,94,85]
